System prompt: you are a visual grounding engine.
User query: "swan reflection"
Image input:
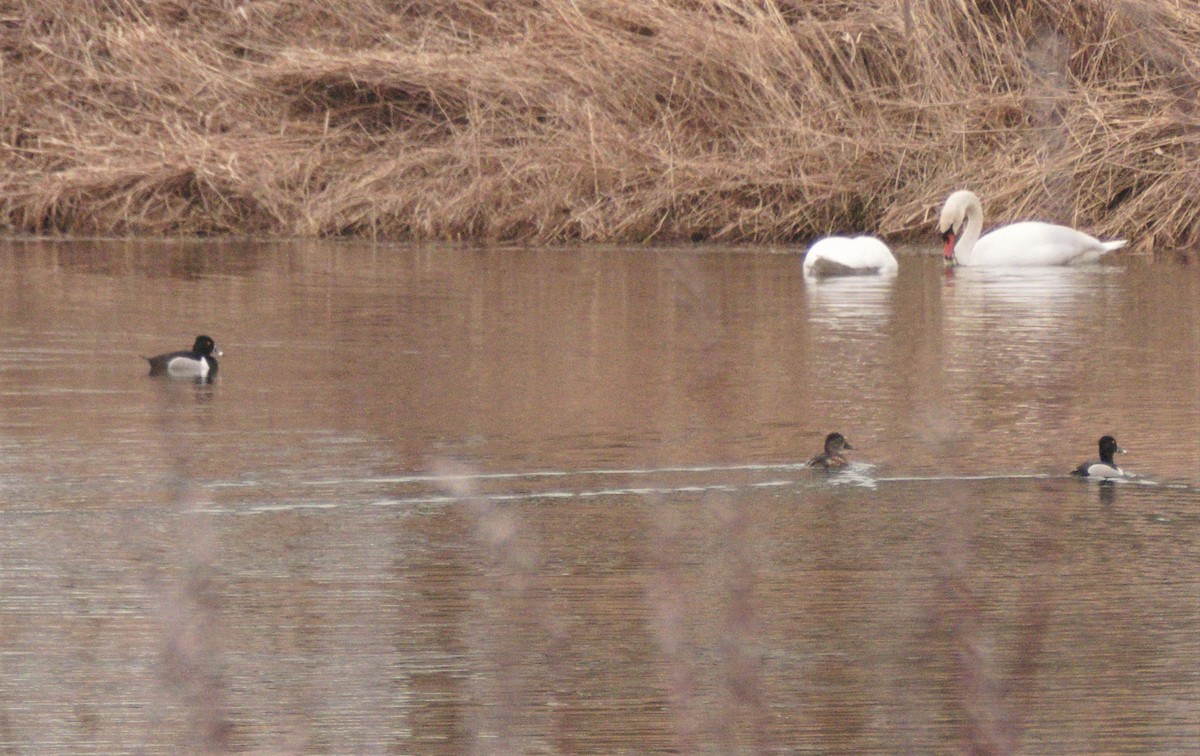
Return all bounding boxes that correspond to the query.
[942,265,1121,326]
[804,273,897,333]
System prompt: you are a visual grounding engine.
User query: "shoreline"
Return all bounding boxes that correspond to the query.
[3,1,1198,251]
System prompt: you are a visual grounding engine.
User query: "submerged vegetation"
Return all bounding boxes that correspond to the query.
[1,0,1198,249]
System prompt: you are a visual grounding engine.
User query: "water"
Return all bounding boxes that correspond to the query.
[0,239,1197,752]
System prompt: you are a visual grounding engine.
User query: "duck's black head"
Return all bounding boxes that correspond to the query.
[192,335,217,356]
[824,432,852,453]
[1098,435,1125,463]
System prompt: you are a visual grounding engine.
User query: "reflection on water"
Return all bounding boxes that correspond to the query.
[943,264,1121,307]
[0,240,1197,752]
[804,273,896,331]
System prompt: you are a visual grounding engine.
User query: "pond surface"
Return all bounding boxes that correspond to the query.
[0,239,1197,753]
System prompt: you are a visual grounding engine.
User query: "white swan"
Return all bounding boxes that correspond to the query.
[802,236,898,277]
[939,190,1127,267]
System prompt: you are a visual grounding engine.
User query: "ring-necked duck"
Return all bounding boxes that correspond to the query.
[145,335,221,380]
[1071,435,1126,479]
[808,432,854,470]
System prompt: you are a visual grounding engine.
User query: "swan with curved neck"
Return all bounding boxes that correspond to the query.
[938,190,1127,267]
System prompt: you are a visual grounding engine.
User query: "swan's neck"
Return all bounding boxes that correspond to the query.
[955,199,984,264]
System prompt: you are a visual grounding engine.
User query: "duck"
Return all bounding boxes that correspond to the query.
[1071,435,1126,479]
[803,236,898,277]
[808,432,854,470]
[145,335,221,380]
[939,190,1127,267]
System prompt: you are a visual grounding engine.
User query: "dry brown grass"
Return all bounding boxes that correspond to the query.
[2,0,1198,251]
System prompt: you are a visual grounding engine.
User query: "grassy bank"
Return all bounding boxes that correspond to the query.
[2,0,1198,250]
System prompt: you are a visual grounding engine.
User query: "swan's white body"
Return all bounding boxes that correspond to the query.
[803,236,898,277]
[939,190,1126,267]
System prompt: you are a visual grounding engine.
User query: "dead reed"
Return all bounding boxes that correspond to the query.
[2,0,1198,250]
